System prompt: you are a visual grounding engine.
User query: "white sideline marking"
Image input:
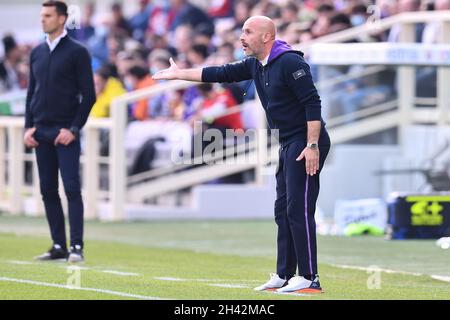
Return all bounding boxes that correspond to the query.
[331,264,423,276]
[4,261,260,284]
[332,263,450,283]
[7,260,35,265]
[0,276,165,300]
[101,270,140,276]
[431,275,450,283]
[208,283,249,288]
[4,260,137,276]
[153,277,186,282]
[153,276,261,283]
[194,278,261,283]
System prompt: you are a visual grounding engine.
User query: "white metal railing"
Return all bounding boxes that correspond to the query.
[326,100,398,127]
[316,65,387,91]
[127,121,258,186]
[0,116,111,217]
[2,11,450,220]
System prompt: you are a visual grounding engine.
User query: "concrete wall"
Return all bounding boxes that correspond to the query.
[318,144,401,217]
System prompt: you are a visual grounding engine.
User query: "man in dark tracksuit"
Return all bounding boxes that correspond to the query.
[23,1,96,263]
[153,16,330,293]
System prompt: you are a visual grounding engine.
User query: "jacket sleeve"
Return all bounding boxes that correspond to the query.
[283,53,322,121]
[71,46,96,130]
[24,51,35,128]
[202,58,253,83]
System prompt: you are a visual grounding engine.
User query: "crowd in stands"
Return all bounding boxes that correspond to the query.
[1,0,449,169]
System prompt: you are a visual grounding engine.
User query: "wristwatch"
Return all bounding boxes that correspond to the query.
[69,126,79,139]
[306,142,318,150]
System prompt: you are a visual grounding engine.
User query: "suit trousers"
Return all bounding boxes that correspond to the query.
[275,132,330,277]
[34,125,83,249]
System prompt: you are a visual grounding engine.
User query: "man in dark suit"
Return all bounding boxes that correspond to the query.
[24,1,96,263]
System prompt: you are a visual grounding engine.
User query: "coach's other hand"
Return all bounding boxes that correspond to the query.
[296,147,319,176]
[24,127,39,148]
[54,128,75,146]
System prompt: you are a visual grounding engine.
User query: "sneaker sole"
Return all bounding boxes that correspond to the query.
[264,288,279,292]
[67,257,84,263]
[294,288,324,294]
[254,287,283,292]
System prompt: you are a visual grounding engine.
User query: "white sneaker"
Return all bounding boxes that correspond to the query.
[276,276,322,293]
[67,245,84,263]
[254,273,288,291]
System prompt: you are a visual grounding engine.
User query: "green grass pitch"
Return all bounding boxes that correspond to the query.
[0,215,449,300]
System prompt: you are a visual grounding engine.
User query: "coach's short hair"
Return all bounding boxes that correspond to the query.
[42,0,68,17]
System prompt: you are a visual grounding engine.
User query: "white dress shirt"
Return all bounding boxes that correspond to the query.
[46,29,68,52]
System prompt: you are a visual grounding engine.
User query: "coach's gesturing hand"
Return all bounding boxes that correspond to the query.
[24,127,39,148]
[296,147,320,176]
[152,57,179,80]
[54,128,75,146]
[151,57,203,82]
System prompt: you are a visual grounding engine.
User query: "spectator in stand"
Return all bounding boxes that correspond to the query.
[214,42,235,65]
[349,4,369,27]
[90,66,126,118]
[417,0,450,98]
[334,0,364,13]
[193,83,243,131]
[90,65,126,157]
[0,35,23,93]
[388,0,424,42]
[186,44,209,67]
[208,0,234,19]
[299,27,314,44]
[310,4,334,38]
[129,0,153,43]
[349,4,384,42]
[232,0,253,34]
[422,0,450,44]
[377,0,398,19]
[174,24,194,60]
[189,82,244,169]
[169,0,215,35]
[147,1,175,38]
[193,24,216,54]
[279,1,300,31]
[116,51,137,81]
[148,51,174,119]
[250,0,280,18]
[105,33,126,74]
[111,2,133,37]
[327,13,353,35]
[210,41,246,104]
[125,65,155,121]
[87,14,113,65]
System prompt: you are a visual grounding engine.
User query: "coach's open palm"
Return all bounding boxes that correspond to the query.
[152,57,179,80]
